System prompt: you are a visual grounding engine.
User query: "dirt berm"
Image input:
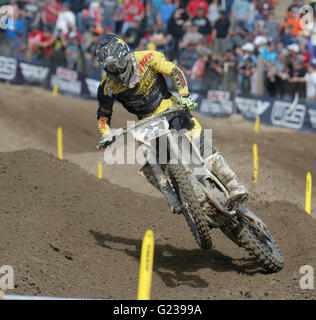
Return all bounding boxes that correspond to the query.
[0,83,316,299]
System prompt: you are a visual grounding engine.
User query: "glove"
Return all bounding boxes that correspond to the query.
[98,116,111,137]
[98,133,115,150]
[179,95,198,111]
[97,116,112,149]
[97,128,124,150]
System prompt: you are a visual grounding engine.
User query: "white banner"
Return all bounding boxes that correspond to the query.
[200,99,234,115]
[235,96,271,117]
[19,62,49,83]
[85,78,99,98]
[308,109,316,129]
[0,56,17,80]
[271,101,306,130]
[50,75,82,95]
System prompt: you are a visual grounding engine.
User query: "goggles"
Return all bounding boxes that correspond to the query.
[104,63,127,75]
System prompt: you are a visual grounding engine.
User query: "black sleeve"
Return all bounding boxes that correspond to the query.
[96,82,114,125]
[206,18,212,34]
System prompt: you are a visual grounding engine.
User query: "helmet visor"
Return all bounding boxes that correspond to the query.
[103,54,129,74]
[104,63,127,76]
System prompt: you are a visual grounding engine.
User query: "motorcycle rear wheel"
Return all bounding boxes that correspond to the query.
[221,218,284,273]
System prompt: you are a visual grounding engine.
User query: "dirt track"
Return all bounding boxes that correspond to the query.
[0,83,316,300]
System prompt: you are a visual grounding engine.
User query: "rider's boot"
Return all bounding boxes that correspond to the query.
[204,151,249,204]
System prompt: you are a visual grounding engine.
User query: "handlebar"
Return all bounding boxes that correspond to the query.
[97,105,189,150]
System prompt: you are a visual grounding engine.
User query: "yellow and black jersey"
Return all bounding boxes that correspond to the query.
[96,50,190,124]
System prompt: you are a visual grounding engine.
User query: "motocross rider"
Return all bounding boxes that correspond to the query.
[96,35,248,204]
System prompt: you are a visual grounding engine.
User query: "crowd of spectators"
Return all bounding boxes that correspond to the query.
[2,0,316,102]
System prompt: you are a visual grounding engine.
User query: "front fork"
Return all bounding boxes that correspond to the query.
[147,161,183,214]
[141,138,183,214]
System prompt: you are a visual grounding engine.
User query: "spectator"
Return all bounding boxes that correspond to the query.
[104,25,115,36]
[240,42,257,66]
[38,26,55,66]
[85,31,102,77]
[82,23,96,51]
[65,32,80,70]
[146,0,164,28]
[149,14,170,52]
[42,0,62,33]
[208,0,220,27]
[246,0,257,30]
[20,0,42,34]
[178,39,200,74]
[203,53,224,90]
[274,48,289,98]
[124,16,146,50]
[189,46,211,90]
[256,0,275,20]
[286,0,301,19]
[225,0,234,18]
[113,6,124,34]
[212,10,230,56]
[179,20,204,49]
[13,31,27,60]
[240,56,255,93]
[250,20,264,42]
[55,3,76,34]
[227,19,248,50]
[222,49,238,91]
[262,41,278,64]
[63,22,83,44]
[265,61,278,96]
[121,0,145,36]
[76,2,95,34]
[299,39,311,66]
[231,0,250,24]
[238,42,256,90]
[186,0,209,19]
[284,10,302,37]
[5,6,25,55]
[281,24,297,47]
[192,6,212,36]
[305,59,316,103]
[157,0,176,27]
[289,55,307,98]
[50,29,67,68]
[166,8,188,60]
[27,23,45,63]
[263,13,280,41]
[254,35,268,55]
[67,0,87,15]
[100,0,119,32]
[63,22,85,71]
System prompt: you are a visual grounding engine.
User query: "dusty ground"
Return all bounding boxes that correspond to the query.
[0,83,315,300]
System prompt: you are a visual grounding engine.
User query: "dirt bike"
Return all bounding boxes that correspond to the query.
[99,105,284,273]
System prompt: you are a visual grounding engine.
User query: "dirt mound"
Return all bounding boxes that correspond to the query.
[0,149,315,299]
[1,83,316,300]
